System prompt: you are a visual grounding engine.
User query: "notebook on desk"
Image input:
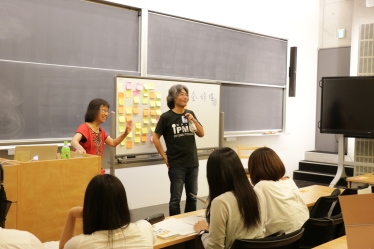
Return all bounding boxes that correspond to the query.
[14,145,58,162]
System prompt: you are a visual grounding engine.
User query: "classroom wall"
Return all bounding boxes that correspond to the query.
[103,0,320,210]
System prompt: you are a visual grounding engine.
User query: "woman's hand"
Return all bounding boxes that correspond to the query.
[69,207,83,219]
[125,120,133,134]
[185,113,195,122]
[193,220,209,233]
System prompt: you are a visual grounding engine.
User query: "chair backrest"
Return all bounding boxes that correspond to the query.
[299,214,344,248]
[231,228,304,249]
[331,187,358,216]
[237,145,266,159]
[309,188,340,218]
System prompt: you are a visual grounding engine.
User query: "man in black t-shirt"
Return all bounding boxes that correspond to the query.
[153,84,204,216]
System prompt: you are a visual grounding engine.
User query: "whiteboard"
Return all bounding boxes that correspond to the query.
[115,76,220,156]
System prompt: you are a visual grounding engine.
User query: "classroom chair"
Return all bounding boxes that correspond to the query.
[330,184,369,216]
[309,188,340,218]
[238,145,266,175]
[299,214,343,249]
[231,228,304,249]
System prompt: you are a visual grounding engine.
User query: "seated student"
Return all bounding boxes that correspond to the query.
[248,147,309,236]
[0,227,44,248]
[59,174,156,249]
[193,147,267,249]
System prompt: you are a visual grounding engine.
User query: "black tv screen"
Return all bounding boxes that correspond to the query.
[320,76,374,137]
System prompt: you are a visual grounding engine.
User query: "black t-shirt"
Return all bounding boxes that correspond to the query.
[155,109,201,168]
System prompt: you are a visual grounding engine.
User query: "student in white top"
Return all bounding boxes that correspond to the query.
[59,174,156,249]
[248,147,309,236]
[0,227,44,248]
[193,147,267,249]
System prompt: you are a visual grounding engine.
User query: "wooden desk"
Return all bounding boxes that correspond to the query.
[313,236,347,249]
[299,185,337,208]
[347,173,374,188]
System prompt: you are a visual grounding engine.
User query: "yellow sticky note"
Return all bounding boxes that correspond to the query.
[156,101,161,107]
[126,107,132,114]
[135,136,141,143]
[126,140,133,149]
[119,98,125,105]
[151,118,157,124]
[149,82,155,90]
[134,96,139,104]
[119,124,125,132]
[143,117,149,124]
[150,109,156,116]
[142,127,148,134]
[144,84,150,90]
[143,97,148,105]
[143,108,149,116]
[126,90,132,98]
[132,106,138,114]
[143,91,149,97]
[156,109,161,115]
[142,134,147,142]
[136,122,141,129]
[119,116,125,123]
[150,126,156,132]
[136,129,141,135]
[127,131,133,138]
[150,92,156,99]
[150,101,156,107]
[118,106,124,114]
[121,140,126,146]
[156,92,161,99]
[126,115,132,121]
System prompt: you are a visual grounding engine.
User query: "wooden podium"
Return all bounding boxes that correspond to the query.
[1,152,101,242]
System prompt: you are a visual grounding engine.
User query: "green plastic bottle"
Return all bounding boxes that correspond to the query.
[61,141,70,159]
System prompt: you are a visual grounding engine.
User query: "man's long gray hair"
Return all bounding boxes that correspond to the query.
[166,84,189,109]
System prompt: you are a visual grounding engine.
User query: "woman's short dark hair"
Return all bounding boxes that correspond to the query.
[84,98,110,122]
[248,147,286,185]
[83,174,130,235]
[206,147,261,230]
[166,84,189,109]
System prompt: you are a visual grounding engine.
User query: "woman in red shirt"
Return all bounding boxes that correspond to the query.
[71,98,132,156]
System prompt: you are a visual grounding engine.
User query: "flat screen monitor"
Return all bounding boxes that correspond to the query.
[320,76,374,138]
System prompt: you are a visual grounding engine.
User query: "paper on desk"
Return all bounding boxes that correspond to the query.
[179,215,206,225]
[153,218,195,237]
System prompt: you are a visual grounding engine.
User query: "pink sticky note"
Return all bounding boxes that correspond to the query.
[156,117,160,122]
[150,135,154,143]
[136,83,142,91]
[126,82,132,90]
[133,90,139,96]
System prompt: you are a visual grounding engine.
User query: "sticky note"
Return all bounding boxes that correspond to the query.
[150,82,155,90]
[119,98,125,105]
[156,92,161,99]
[143,109,149,116]
[156,109,161,115]
[133,96,139,104]
[150,126,156,132]
[127,131,133,138]
[119,124,125,132]
[135,136,141,143]
[126,107,132,114]
[126,115,132,121]
[144,84,150,90]
[150,109,156,116]
[136,122,141,129]
[119,116,125,123]
[150,135,154,143]
[136,83,142,91]
[132,106,138,114]
[126,82,132,90]
[136,129,141,135]
[156,117,160,122]
[121,140,126,146]
[143,117,149,124]
[150,101,156,107]
[133,90,139,96]
[151,118,157,124]
[142,127,148,134]
[156,101,161,107]
[126,140,133,149]
[126,90,132,98]
[142,134,147,142]
[118,92,124,98]
[143,91,149,97]
[118,106,124,114]
[143,97,148,105]
[150,92,156,99]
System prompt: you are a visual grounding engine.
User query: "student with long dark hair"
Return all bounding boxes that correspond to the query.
[193,147,267,249]
[248,147,309,236]
[59,174,155,249]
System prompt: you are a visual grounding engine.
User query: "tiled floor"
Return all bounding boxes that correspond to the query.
[130,180,320,222]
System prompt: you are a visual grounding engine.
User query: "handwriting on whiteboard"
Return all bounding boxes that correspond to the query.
[190,91,215,102]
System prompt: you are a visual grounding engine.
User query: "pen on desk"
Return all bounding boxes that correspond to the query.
[190,193,208,204]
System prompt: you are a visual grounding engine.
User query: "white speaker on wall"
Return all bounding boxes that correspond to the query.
[367,0,374,7]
